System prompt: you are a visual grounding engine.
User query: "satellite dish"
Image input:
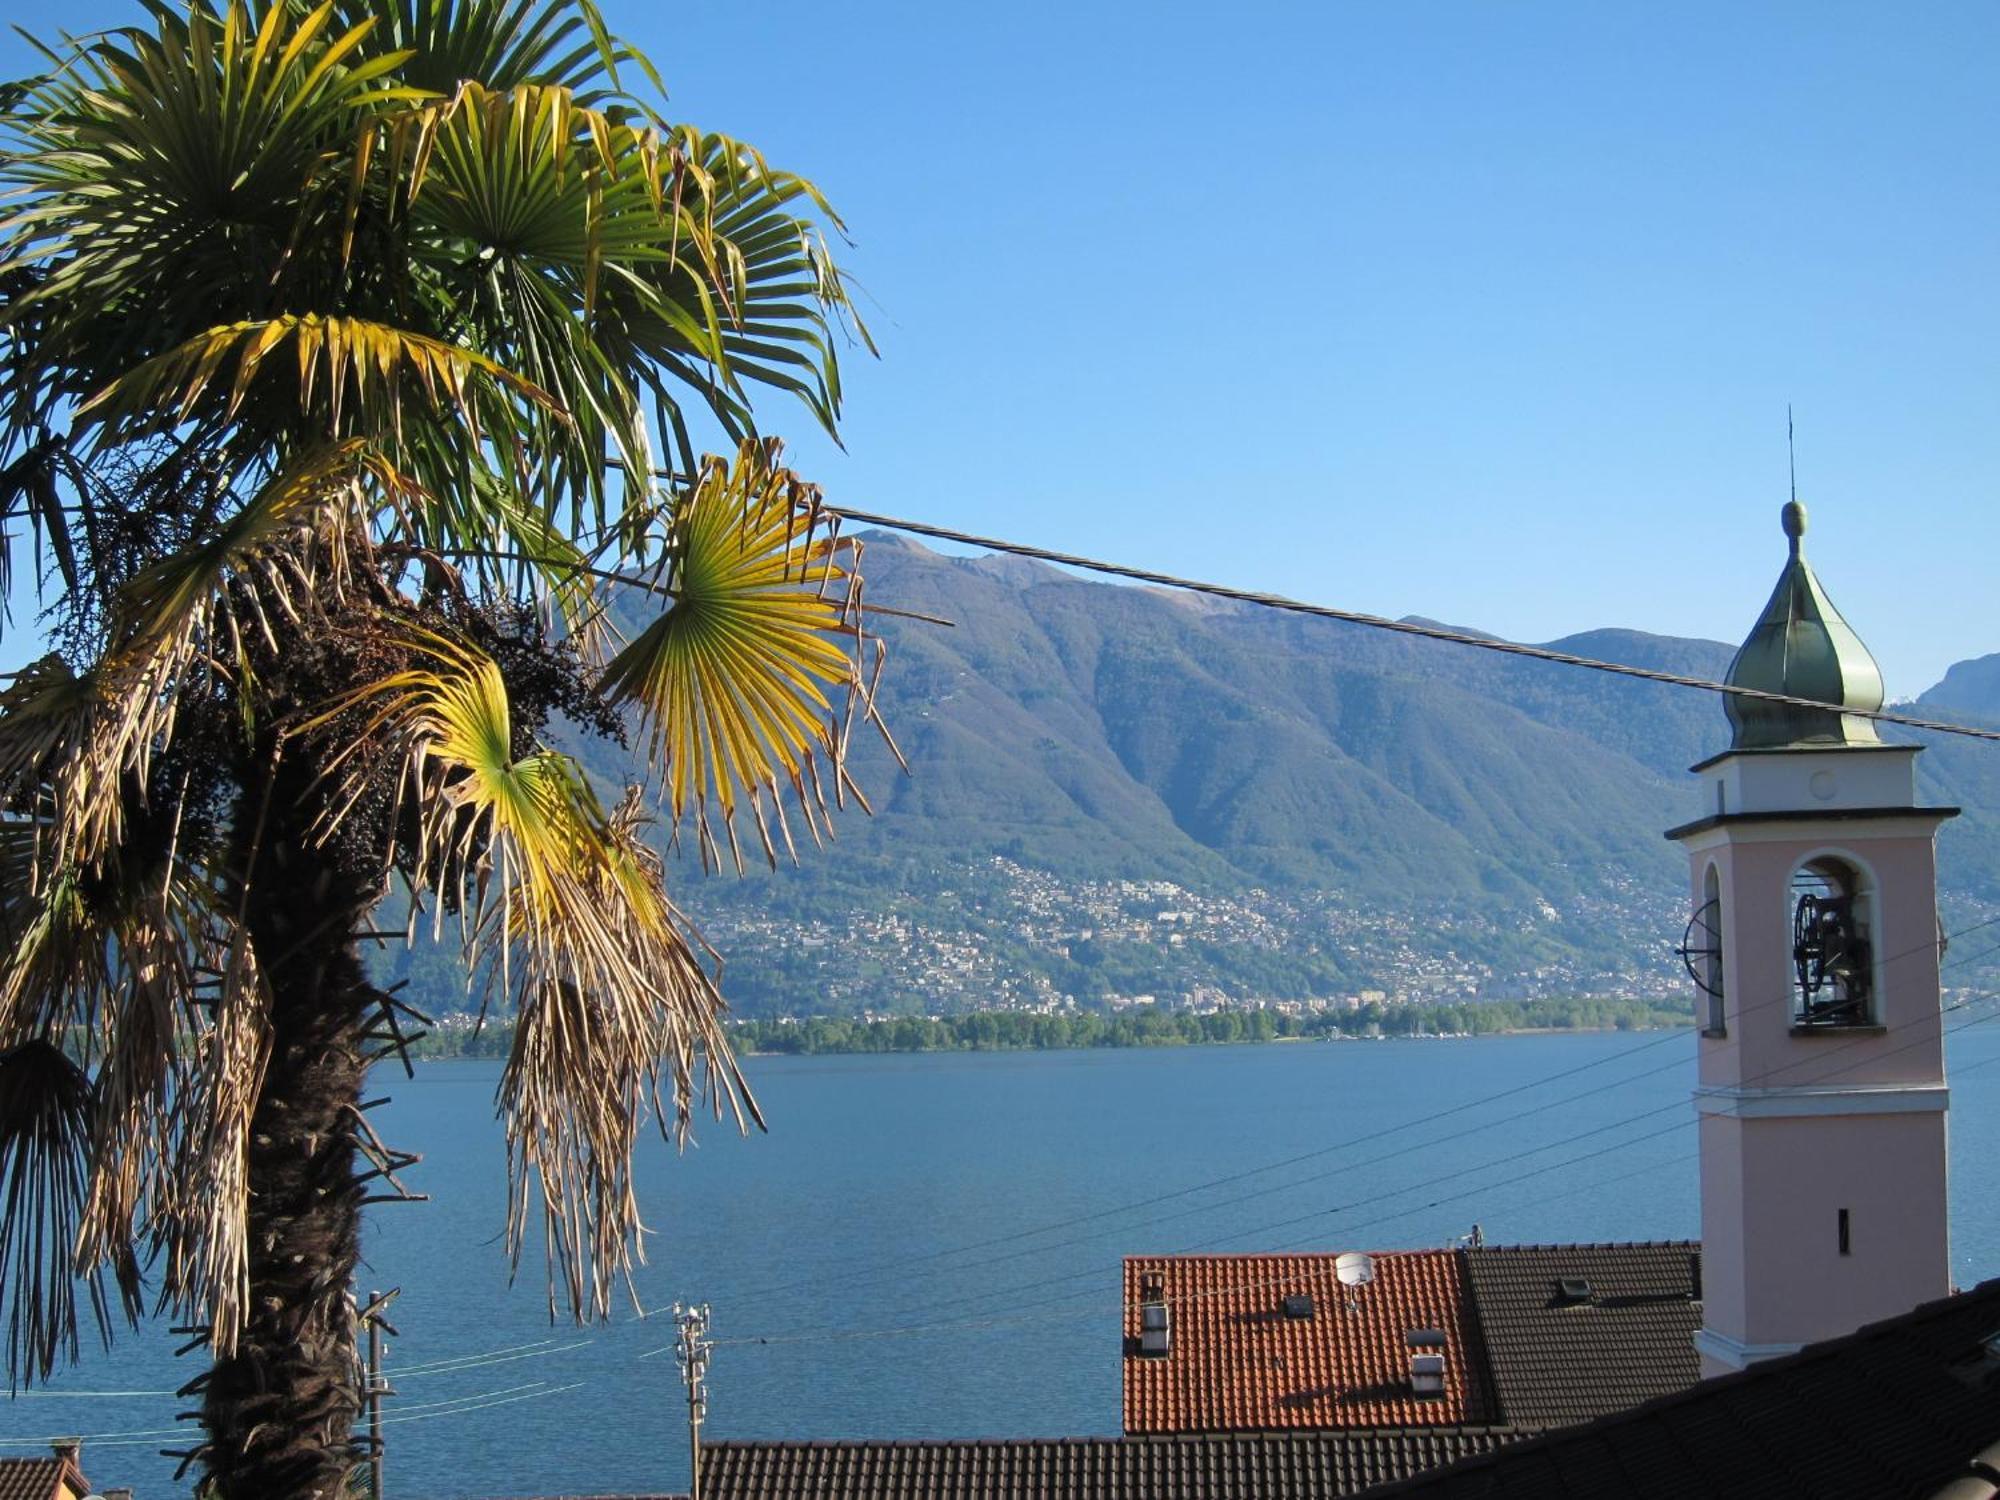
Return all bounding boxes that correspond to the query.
[1334,1251,1376,1289]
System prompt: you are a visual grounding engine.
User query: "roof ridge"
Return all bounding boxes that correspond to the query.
[705,1428,1543,1449]
[1123,1248,1457,1264]
[1464,1239,1699,1253]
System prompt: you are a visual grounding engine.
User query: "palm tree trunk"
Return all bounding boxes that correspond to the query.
[201,761,384,1500]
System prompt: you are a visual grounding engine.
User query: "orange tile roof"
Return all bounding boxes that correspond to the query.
[1123,1252,1497,1435]
[0,1457,86,1500]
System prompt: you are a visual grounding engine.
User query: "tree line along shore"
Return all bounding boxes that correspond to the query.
[405,997,1690,1060]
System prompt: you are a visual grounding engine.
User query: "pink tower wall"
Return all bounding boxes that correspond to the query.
[1674,764,1953,1379]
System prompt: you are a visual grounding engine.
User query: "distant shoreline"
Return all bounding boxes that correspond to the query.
[407,998,1691,1062]
[733,1023,1691,1058]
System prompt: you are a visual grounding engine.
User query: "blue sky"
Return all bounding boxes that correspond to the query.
[3,1,1994,694]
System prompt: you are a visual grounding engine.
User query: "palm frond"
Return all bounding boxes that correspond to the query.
[599,440,901,872]
[77,315,561,454]
[0,1,418,391]
[0,808,216,1380]
[0,444,402,874]
[302,629,756,1317]
[328,0,655,104]
[0,1039,104,1386]
[154,935,272,1356]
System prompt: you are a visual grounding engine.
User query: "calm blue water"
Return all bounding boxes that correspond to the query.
[12,1028,2000,1497]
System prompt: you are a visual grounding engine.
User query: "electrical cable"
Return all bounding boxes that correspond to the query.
[600,459,2000,746]
[389,1338,596,1380]
[811,503,2000,746]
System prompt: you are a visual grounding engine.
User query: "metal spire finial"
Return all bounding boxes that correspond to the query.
[1788,404,1797,503]
[1783,406,1805,556]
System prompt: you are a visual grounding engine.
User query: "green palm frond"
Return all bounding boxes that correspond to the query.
[612,129,866,461]
[79,315,561,452]
[327,0,654,103]
[304,627,754,1314]
[0,2,418,387]
[600,440,901,871]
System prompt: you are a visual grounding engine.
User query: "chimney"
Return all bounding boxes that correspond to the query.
[103,1491,136,1500]
[1137,1270,1171,1358]
[1406,1329,1447,1396]
[50,1439,81,1466]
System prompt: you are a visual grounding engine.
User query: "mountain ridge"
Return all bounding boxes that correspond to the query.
[385,539,2000,1021]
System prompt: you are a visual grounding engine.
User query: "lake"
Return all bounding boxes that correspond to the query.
[12,1027,2000,1497]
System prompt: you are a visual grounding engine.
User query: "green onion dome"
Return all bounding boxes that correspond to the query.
[1723,501,1885,750]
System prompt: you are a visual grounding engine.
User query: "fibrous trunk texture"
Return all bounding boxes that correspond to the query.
[201,753,383,1500]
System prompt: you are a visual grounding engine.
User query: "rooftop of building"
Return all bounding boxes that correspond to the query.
[0,1452,89,1500]
[1122,1241,1701,1436]
[496,1273,2000,1500]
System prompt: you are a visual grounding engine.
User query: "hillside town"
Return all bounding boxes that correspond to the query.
[686,857,1694,1017]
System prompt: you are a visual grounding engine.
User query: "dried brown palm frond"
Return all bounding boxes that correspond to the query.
[599,438,905,873]
[0,813,219,1361]
[153,936,274,1357]
[0,443,405,876]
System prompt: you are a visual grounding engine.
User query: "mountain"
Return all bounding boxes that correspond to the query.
[386,539,2000,1020]
[1918,653,2000,722]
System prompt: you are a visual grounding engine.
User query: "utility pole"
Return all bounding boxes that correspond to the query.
[673,1302,713,1500]
[359,1288,401,1500]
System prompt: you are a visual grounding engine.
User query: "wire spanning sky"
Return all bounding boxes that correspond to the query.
[2,1,1993,693]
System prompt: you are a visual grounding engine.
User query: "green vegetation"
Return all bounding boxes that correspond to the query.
[738,998,1689,1052]
[408,997,1690,1060]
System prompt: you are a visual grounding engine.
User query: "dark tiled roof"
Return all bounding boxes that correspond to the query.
[697,1431,1532,1499]
[0,1457,83,1500]
[1354,1275,2000,1500]
[1123,1252,1497,1433]
[1459,1241,1702,1427]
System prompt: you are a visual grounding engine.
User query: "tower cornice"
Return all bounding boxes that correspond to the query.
[1665,806,1959,843]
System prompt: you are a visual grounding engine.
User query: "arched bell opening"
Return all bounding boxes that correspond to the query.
[1789,853,1876,1028]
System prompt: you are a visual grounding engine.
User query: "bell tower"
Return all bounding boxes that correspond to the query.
[1669,501,1956,1378]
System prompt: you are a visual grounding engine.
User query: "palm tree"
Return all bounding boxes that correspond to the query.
[0,3,894,1494]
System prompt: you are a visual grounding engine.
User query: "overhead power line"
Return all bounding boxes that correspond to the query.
[818,505,2000,745]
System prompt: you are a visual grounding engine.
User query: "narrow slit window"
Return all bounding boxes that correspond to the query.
[1703,865,1725,1033]
[1838,1208,1851,1256]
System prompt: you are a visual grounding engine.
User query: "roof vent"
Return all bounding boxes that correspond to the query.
[1410,1352,1447,1397]
[1405,1329,1448,1396]
[1139,1299,1171,1358]
[1282,1293,1315,1320]
[1557,1277,1594,1306]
